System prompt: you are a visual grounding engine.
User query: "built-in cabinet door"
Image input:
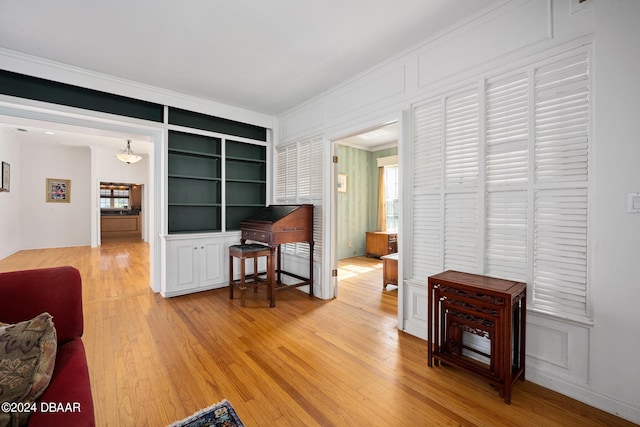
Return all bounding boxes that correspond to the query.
[199,240,223,287]
[169,240,199,293]
[164,236,225,297]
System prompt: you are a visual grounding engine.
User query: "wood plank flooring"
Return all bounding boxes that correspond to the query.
[0,241,635,426]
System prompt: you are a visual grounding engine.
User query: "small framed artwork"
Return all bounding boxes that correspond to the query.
[1,162,9,192]
[337,174,348,193]
[46,178,71,203]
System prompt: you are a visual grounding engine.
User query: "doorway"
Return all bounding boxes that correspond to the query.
[333,121,400,305]
[99,182,144,242]
[0,103,162,292]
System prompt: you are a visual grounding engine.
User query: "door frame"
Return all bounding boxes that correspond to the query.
[327,109,406,330]
[0,95,165,292]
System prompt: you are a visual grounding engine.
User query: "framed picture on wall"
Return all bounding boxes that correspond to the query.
[1,162,9,192]
[337,174,348,193]
[46,178,71,203]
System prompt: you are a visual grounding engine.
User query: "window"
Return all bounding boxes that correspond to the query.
[410,47,590,322]
[384,165,399,232]
[100,185,131,209]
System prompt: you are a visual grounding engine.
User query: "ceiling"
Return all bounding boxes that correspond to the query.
[0,0,501,116]
[0,0,500,151]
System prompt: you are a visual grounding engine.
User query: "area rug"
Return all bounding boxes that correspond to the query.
[168,400,245,427]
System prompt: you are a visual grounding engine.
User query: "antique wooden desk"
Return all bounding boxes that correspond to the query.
[240,204,314,307]
[427,270,526,403]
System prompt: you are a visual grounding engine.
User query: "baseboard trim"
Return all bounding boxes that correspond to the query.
[526,367,640,424]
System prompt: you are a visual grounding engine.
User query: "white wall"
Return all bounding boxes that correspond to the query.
[19,141,91,249]
[589,0,640,410]
[278,0,640,423]
[0,127,22,258]
[95,146,150,185]
[0,135,151,252]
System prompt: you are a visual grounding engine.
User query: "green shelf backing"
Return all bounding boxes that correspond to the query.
[226,181,266,205]
[168,206,221,233]
[226,140,266,161]
[169,131,221,156]
[169,153,220,179]
[168,178,220,205]
[225,159,265,181]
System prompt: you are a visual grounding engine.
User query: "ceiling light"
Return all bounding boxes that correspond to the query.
[116,140,142,164]
[44,131,55,135]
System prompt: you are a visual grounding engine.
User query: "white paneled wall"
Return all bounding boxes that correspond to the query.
[277,0,640,423]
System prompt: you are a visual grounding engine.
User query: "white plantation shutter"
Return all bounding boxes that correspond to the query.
[444,192,479,272]
[410,90,480,279]
[485,190,527,281]
[295,136,323,259]
[285,148,297,202]
[532,52,589,317]
[296,141,312,257]
[485,73,529,187]
[445,91,479,188]
[534,53,589,184]
[409,47,590,321]
[275,149,287,203]
[533,188,588,316]
[412,193,442,280]
[413,102,442,190]
[298,142,311,198]
[275,136,323,261]
[310,139,323,261]
[484,73,529,282]
[444,90,480,273]
[412,101,443,279]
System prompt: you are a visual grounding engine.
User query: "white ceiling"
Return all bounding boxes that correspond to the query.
[336,122,398,151]
[0,1,500,151]
[0,0,501,116]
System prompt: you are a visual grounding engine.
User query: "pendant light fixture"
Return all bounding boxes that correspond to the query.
[116,140,142,164]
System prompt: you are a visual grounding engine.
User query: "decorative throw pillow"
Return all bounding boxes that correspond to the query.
[0,312,57,427]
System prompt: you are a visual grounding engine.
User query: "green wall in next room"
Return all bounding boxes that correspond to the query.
[337,145,397,260]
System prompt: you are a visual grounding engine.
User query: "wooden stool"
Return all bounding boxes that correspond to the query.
[229,243,271,307]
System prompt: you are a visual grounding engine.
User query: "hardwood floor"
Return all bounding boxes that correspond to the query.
[0,242,635,426]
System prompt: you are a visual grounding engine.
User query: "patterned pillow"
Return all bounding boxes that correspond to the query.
[0,312,57,427]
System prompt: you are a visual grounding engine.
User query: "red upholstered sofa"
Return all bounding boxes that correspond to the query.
[0,266,95,426]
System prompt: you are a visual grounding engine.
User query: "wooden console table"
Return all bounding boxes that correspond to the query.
[366,231,397,258]
[427,270,526,403]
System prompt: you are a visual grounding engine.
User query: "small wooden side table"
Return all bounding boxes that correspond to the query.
[380,253,398,289]
[427,270,526,403]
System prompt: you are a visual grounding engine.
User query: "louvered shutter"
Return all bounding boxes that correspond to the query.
[444,192,479,272]
[413,102,442,190]
[275,144,296,253]
[533,188,588,316]
[485,190,527,281]
[275,136,324,261]
[275,149,288,203]
[485,73,529,186]
[484,73,529,282]
[298,142,311,199]
[534,53,589,184]
[444,90,480,272]
[412,102,443,280]
[533,52,589,317]
[410,48,589,320]
[285,148,297,202]
[445,90,479,189]
[310,137,323,261]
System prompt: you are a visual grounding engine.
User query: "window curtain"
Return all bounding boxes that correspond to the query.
[377,166,386,231]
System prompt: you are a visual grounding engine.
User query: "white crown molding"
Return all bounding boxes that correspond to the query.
[0,47,275,129]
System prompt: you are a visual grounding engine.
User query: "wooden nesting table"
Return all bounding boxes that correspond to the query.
[427,270,526,403]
